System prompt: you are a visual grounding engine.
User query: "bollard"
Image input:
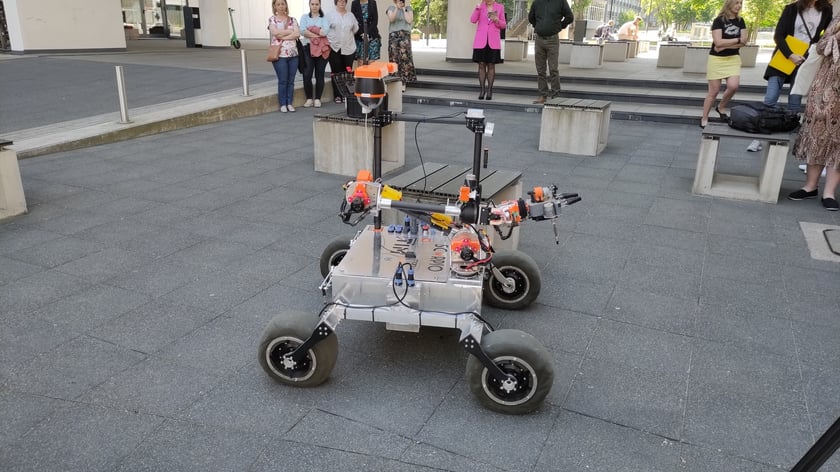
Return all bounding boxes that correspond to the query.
[115,66,131,124]
[240,49,250,97]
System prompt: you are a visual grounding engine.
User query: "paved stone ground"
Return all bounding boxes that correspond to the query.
[1,101,839,471]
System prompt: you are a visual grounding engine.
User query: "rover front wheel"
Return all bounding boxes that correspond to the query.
[465,329,553,414]
[483,251,541,310]
[258,311,338,387]
[319,237,352,278]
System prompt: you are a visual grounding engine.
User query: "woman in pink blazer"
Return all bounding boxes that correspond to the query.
[470,0,506,100]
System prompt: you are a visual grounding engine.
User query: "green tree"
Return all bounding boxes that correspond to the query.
[410,0,447,36]
[741,0,784,43]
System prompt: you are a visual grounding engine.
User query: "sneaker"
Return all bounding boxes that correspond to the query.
[533,96,546,104]
[822,198,839,211]
[788,188,819,200]
[287,105,296,112]
[314,99,322,108]
[280,105,288,113]
[303,99,314,108]
[746,140,762,152]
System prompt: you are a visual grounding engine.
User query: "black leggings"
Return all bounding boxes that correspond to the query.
[329,48,356,98]
[303,44,329,100]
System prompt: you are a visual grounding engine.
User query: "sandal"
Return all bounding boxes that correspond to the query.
[334,96,344,104]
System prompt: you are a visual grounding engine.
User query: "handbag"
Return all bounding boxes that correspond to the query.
[296,39,306,73]
[266,44,281,62]
[791,44,821,96]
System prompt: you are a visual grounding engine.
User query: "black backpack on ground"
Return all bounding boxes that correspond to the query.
[728,103,801,134]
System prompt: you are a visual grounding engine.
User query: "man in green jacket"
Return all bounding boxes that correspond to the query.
[528,0,573,104]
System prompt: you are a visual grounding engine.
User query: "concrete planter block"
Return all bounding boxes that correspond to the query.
[313,116,405,176]
[0,145,27,220]
[657,43,687,68]
[540,98,610,156]
[570,43,604,68]
[692,124,792,203]
[741,45,759,67]
[504,39,529,62]
[558,41,573,64]
[625,40,639,58]
[683,46,709,74]
[603,42,628,62]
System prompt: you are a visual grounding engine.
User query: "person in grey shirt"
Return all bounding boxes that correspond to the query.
[528,0,573,104]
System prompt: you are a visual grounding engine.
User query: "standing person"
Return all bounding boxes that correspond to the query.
[470,0,506,101]
[700,0,747,128]
[300,0,331,108]
[617,16,642,40]
[268,0,300,113]
[386,0,417,92]
[528,0,573,104]
[788,14,840,210]
[746,0,832,152]
[327,0,359,104]
[352,0,381,63]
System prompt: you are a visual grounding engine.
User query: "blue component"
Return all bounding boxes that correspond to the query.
[406,267,415,287]
[404,216,411,232]
[394,225,403,233]
[387,224,396,233]
[394,266,403,286]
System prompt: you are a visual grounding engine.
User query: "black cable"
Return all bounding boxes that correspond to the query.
[410,111,467,194]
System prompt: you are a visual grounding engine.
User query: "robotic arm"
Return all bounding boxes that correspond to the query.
[338,170,580,242]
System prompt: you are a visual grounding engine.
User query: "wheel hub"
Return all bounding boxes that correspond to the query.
[266,337,315,382]
[280,355,297,370]
[499,376,518,393]
[483,356,537,405]
[499,277,517,294]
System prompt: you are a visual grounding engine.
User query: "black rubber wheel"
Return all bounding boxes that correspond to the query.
[258,311,338,387]
[465,329,554,414]
[483,250,541,310]
[232,39,241,49]
[319,237,352,278]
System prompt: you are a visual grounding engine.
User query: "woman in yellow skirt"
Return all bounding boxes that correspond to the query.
[701,0,748,128]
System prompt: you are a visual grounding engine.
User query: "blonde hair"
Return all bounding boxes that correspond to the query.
[717,0,741,18]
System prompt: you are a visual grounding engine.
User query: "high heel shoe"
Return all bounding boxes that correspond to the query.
[715,106,728,119]
[485,92,492,101]
[699,119,708,129]
[478,92,485,100]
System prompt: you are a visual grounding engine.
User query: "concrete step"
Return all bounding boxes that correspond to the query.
[406,68,777,126]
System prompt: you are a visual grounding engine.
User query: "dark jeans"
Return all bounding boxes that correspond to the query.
[328,48,355,98]
[534,35,561,98]
[302,44,328,100]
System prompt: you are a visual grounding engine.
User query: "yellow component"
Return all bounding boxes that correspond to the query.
[430,213,452,230]
[380,185,402,201]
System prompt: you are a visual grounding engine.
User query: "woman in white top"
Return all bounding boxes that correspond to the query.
[326,0,359,103]
[300,0,331,108]
[268,0,300,113]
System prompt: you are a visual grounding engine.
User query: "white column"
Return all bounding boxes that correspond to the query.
[199,0,232,47]
[446,0,476,61]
